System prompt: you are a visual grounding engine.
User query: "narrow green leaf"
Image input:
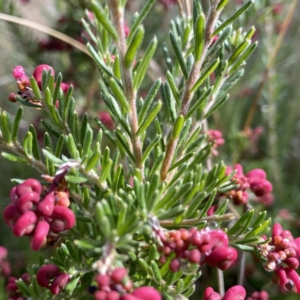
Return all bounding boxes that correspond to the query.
[85,150,101,171]
[166,71,181,106]
[137,100,162,136]
[1,112,12,144]
[67,134,79,159]
[12,107,23,142]
[203,94,229,119]
[109,78,130,112]
[194,13,205,61]
[100,158,112,183]
[128,0,155,44]
[186,87,211,119]
[213,0,254,36]
[170,31,188,79]
[191,58,220,92]
[125,26,145,67]
[172,115,185,138]
[142,135,161,163]
[185,192,207,218]
[217,0,229,11]
[133,37,158,90]
[16,279,31,297]
[65,175,87,183]
[205,26,232,67]
[42,149,63,165]
[151,261,163,283]
[228,210,254,235]
[87,44,120,82]
[115,131,135,162]
[1,152,27,164]
[138,78,161,124]
[91,2,118,40]
[82,125,93,158]
[198,189,217,218]
[228,40,251,65]
[157,205,185,220]
[23,131,33,157]
[41,120,60,138]
[228,42,257,75]
[29,125,41,160]
[29,76,42,100]
[183,285,196,298]
[113,55,121,79]
[53,73,63,103]
[63,86,74,122]
[245,26,255,40]
[95,202,111,237]
[162,82,177,123]
[149,152,164,177]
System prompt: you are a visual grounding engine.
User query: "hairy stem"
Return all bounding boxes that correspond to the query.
[160,0,221,181]
[108,0,143,171]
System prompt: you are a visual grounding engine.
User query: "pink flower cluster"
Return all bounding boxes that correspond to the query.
[225,165,273,205]
[204,285,246,300]
[207,129,225,156]
[0,246,11,277]
[94,267,161,300]
[36,264,70,295]
[258,223,300,293]
[9,64,70,103]
[247,290,269,300]
[6,273,30,300]
[157,228,238,272]
[3,179,75,251]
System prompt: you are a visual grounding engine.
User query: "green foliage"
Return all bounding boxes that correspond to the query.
[1,0,297,299]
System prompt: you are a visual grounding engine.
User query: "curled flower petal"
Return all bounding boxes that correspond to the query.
[36,264,60,288]
[222,285,246,300]
[13,211,37,237]
[50,206,76,233]
[131,286,162,300]
[31,221,50,251]
[50,272,70,295]
[37,192,55,217]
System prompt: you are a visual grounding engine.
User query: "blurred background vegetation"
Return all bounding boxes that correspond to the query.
[0,0,300,299]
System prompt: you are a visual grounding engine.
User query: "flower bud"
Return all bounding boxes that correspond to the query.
[250,179,272,197]
[170,258,181,272]
[246,169,266,181]
[111,268,128,283]
[8,92,17,103]
[12,66,26,80]
[32,64,55,88]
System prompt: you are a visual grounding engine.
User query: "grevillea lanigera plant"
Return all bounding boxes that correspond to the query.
[0,0,298,299]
